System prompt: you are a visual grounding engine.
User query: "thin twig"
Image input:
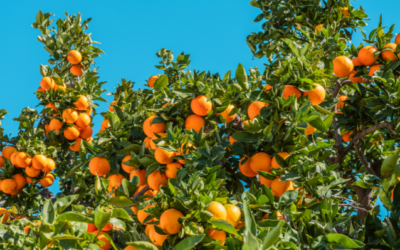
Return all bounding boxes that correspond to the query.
[354,141,377,175]
[132,186,151,201]
[338,203,368,212]
[331,195,362,206]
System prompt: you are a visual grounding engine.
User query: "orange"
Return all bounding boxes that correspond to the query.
[206,201,227,220]
[352,57,362,66]
[143,137,151,149]
[191,95,213,116]
[16,152,32,168]
[1,179,17,194]
[145,224,154,236]
[185,115,205,132]
[382,43,398,62]
[79,126,93,139]
[121,155,136,173]
[336,95,348,114]
[49,118,63,134]
[358,46,378,66]
[149,226,168,247]
[86,137,93,145]
[131,206,138,215]
[86,107,93,116]
[160,208,184,234]
[42,158,56,172]
[62,109,78,124]
[89,157,110,177]
[250,152,271,173]
[143,116,166,138]
[148,170,168,191]
[40,77,55,91]
[67,50,82,64]
[264,84,273,92]
[125,247,138,250]
[369,64,383,77]
[229,136,237,145]
[148,75,159,88]
[217,104,236,123]
[303,84,325,105]
[14,174,27,189]
[239,157,257,177]
[130,169,147,186]
[24,226,30,234]
[282,85,301,99]
[108,174,125,196]
[2,146,16,159]
[32,154,47,170]
[342,131,352,142]
[69,138,82,152]
[75,113,91,128]
[165,162,182,179]
[53,83,67,92]
[26,177,36,184]
[0,208,9,223]
[176,143,195,165]
[271,177,294,197]
[248,101,269,121]
[262,211,284,221]
[243,120,249,125]
[333,56,354,77]
[26,166,41,177]
[0,156,4,169]
[91,231,111,250]
[10,152,19,167]
[260,175,274,188]
[87,223,97,233]
[74,95,89,110]
[155,148,176,165]
[224,204,241,227]
[45,103,58,116]
[64,125,80,140]
[305,123,317,135]
[207,229,226,246]
[349,71,366,84]
[70,64,83,76]
[39,173,55,187]
[149,133,166,150]
[340,7,350,17]
[314,24,323,34]
[271,152,290,169]
[137,204,155,224]
[101,119,110,129]
[396,34,400,44]
[109,100,123,112]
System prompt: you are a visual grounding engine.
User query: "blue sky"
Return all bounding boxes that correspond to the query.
[0,1,393,215]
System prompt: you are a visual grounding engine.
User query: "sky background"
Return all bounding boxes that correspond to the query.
[0,1,392,216]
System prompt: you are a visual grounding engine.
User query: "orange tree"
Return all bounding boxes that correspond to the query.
[1,1,400,249]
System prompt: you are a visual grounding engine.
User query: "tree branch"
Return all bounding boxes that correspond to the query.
[354,141,377,176]
[132,185,150,201]
[338,203,368,212]
[331,195,362,206]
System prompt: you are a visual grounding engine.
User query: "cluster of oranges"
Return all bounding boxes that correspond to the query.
[0,146,55,195]
[68,50,84,76]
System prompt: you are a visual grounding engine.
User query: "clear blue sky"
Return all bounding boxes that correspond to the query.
[0,1,392,215]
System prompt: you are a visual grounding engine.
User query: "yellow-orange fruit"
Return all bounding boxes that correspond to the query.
[305,123,317,135]
[224,204,241,227]
[69,138,82,152]
[40,77,55,91]
[124,247,138,250]
[67,50,82,64]
[1,179,17,194]
[340,7,350,17]
[264,84,273,92]
[228,136,237,145]
[336,95,348,114]
[239,157,257,177]
[165,162,182,179]
[148,75,159,88]
[143,116,166,138]
[382,43,398,62]
[342,131,352,142]
[271,177,294,197]
[160,208,184,234]
[26,166,41,177]
[53,83,67,92]
[64,125,80,140]
[207,229,226,246]
[130,169,147,186]
[86,107,93,116]
[149,133,166,150]
[87,223,97,233]
[358,46,378,66]
[0,208,9,223]
[333,56,354,77]
[10,152,19,167]
[42,158,56,173]
[101,119,110,129]
[369,64,383,77]
[109,100,123,112]
[271,152,290,169]
[148,170,168,191]
[149,226,168,247]
[75,113,91,128]
[32,154,47,170]
[62,109,79,124]
[260,175,274,188]
[282,85,301,99]
[49,118,63,134]
[143,137,151,149]
[0,156,4,169]
[303,84,325,105]
[396,34,400,45]
[248,101,269,121]
[121,155,136,173]
[185,115,205,132]
[70,65,83,76]
[26,177,36,184]
[145,224,154,236]
[39,173,55,187]
[79,126,93,139]
[314,24,323,34]
[137,204,155,224]
[89,157,110,177]
[16,152,32,168]
[74,95,89,111]
[250,152,271,173]
[46,103,58,116]
[131,206,138,215]
[349,71,366,84]
[352,57,363,66]
[91,231,111,250]
[191,95,213,116]
[155,148,176,165]
[2,146,16,159]
[14,174,27,190]
[108,174,125,196]
[217,104,236,123]
[206,201,227,220]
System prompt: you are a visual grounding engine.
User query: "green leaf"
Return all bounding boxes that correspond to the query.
[43,199,55,224]
[261,220,285,250]
[281,38,300,57]
[154,74,169,91]
[94,209,112,231]
[235,63,249,90]
[111,208,132,221]
[278,190,298,208]
[172,234,205,250]
[210,220,238,236]
[313,105,334,115]
[126,242,159,250]
[54,195,79,214]
[110,196,134,208]
[242,200,259,250]
[232,132,259,143]
[309,117,328,132]
[56,212,94,223]
[378,188,394,209]
[107,111,121,130]
[325,233,365,248]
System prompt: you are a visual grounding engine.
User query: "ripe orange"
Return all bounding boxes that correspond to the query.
[86,107,93,116]
[396,34,400,44]
[49,118,63,134]
[40,173,55,187]
[264,84,273,92]
[155,148,176,164]
[260,175,274,188]
[137,204,155,224]
[149,226,168,247]
[336,95,348,114]
[108,174,125,196]
[358,46,378,66]
[46,103,58,116]
[148,75,159,88]
[206,201,227,220]
[75,113,91,128]
[239,157,257,177]
[91,231,111,250]
[64,125,80,140]
[185,115,205,132]
[79,126,93,139]
[271,177,294,197]
[14,174,27,189]
[16,152,32,168]
[340,7,350,17]
[248,101,269,121]
[0,156,4,169]
[143,116,166,138]
[352,57,362,66]
[89,157,110,177]
[131,206,138,215]
[2,146,16,159]
[74,95,89,110]
[145,224,154,236]
[26,177,36,184]
[228,136,237,145]
[282,85,301,99]
[69,138,82,152]
[101,119,110,129]
[26,166,41,177]
[305,123,317,135]
[382,43,398,62]
[53,83,67,92]
[121,155,136,173]
[130,169,147,186]
[70,65,83,76]
[271,152,290,169]
[333,56,354,77]
[349,71,366,84]
[165,162,182,179]
[250,152,271,173]
[207,229,226,246]
[40,77,55,91]
[191,95,213,116]
[125,247,139,250]
[10,152,19,167]
[314,24,323,34]
[62,109,78,124]
[109,100,123,112]
[160,208,184,234]
[303,84,325,105]
[217,104,236,123]
[67,50,82,64]
[149,133,166,150]
[143,137,151,149]
[224,204,241,227]
[87,223,97,233]
[369,64,383,77]
[148,170,168,191]
[342,131,352,142]
[0,208,9,223]
[1,179,17,194]
[42,158,56,173]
